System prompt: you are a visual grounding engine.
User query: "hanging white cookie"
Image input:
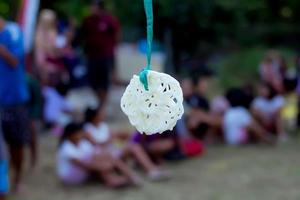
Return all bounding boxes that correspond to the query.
[121,70,184,135]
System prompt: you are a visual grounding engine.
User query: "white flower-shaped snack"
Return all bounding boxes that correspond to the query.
[121,70,184,135]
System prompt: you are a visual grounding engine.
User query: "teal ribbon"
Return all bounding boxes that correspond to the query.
[139,0,153,91]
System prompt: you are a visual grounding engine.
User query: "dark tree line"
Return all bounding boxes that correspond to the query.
[2,0,300,70]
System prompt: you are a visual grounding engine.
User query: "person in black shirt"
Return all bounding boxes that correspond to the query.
[187,73,223,142]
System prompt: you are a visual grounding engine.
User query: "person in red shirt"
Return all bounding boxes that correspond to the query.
[80,0,120,106]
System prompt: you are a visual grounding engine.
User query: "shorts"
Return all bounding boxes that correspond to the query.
[87,57,114,92]
[1,105,30,146]
[0,161,9,194]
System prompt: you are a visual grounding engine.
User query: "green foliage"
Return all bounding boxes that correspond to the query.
[3,1,300,68]
[0,0,20,20]
[4,0,300,48]
[0,0,10,18]
[53,0,90,22]
[214,47,296,89]
[215,48,264,89]
[111,0,143,26]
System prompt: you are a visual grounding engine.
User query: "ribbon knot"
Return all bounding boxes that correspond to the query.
[139,68,149,91]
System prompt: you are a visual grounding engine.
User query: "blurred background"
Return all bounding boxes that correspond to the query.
[1,0,300,200]
[3,0,300,86]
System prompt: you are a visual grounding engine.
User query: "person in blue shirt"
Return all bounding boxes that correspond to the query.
[0,16,30,193]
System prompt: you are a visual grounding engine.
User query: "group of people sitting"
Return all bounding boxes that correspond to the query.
[55,62,290,188]
[181,70,286,147]
[57,105,173,187]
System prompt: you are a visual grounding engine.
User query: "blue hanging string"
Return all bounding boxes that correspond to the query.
[139,0,153,91]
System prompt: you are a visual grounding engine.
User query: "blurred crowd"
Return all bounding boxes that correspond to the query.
[0,0,300,199]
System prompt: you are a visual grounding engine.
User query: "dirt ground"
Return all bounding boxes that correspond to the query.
[8,135,300,200]
[7,88,300,200]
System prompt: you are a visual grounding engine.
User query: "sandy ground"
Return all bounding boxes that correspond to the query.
[7,87,300,200]
[8,135,300,200]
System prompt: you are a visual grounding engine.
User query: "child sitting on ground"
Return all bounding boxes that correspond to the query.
[84,107,171,181]
[57,123,141,187]
[251,82,287,141]
[131,130,187,163]
[173,78,205,157]
[43,82,74,135]
[187,73,223,143]
[223,88,274,145]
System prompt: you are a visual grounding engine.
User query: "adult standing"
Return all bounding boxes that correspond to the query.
[0,17,29,192]
[80,0,120,106]
[35,9,65,86]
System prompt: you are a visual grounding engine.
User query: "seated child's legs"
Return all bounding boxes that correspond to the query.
[62,152,127,187]
[247,122,275,144]
[92,152,115,171]
[111,158,141,186]
[118,144,170,182]
[122,143,157,173]
[60,155,106,185]
[130,132,176,163]
[100,173,128,188]
[90,153,130,188]
[274,113,285,136]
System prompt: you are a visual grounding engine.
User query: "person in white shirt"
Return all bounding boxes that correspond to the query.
[43,84,73,126]
[252,81,286,141]
[84,107,171,181]
[223,88,274,145]
[57,123,141,187]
